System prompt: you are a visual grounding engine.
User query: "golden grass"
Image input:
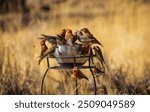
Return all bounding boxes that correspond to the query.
[0,0,150,94]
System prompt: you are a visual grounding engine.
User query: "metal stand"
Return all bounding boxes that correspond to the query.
[41,48,98,95]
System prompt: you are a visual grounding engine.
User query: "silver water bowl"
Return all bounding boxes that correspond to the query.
[54,45,88,67]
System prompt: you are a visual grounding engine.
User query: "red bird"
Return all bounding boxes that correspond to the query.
[38,39,48,58]
[72,67,88,81]
[38,40,48,64]
[38,44,57,65]
[65,29,77,46]
[55,29,67,45]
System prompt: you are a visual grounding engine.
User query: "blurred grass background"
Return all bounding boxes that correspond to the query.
[0,0,150,95]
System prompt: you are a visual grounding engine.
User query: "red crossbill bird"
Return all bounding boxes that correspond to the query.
[55,29,67,45]
[72,67,89,81]
[38,44,57,65]
[65,29,77,46]
[80,28,103,46]
[38,39,48,58]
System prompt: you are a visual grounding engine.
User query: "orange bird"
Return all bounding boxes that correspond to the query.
[81,28,103,46]
[38,40,48,64]
[39,40,48,57]
[72,67,89,81]
[65,29,77,46]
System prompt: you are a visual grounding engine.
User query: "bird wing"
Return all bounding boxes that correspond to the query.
[94,46,104,63]
[40,34,57,40]
[38,44,57,65]
[38,34,57,44]
[89,34,104,46]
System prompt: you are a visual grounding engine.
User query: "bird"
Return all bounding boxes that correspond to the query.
[56,29,66,38]
[93,66,105,77]
[72,67,89,81]
[38,34,57,45]
[80,42,91,55]
[38,44,57,65]
[38,34,66,45]
[37,39,48,58]
[93,46,104,64]
[65,29,77,46]
[80,28,104,46]
[38,29,67,45]
[75,30,94,44]
[55,29,67,45]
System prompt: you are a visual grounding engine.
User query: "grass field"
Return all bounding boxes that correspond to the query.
[0,0,150,95]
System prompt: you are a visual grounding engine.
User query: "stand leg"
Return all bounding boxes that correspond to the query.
[41,68,49,95]
[89,68,97,95]
[75,77,78,95]
[73,56,78,95]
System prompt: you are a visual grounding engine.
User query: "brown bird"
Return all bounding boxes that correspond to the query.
[55,29,67,45]
[38,44,57,65]
[56,29,66,38]
[80,28,103,46]
[38,34,57,45]
[38,34,66,45]
[65,29,77,46]
[93,46,104,64]
[80,42,91,55]
[38,39,48,58]
[72,67,89,81]
[37,29,66,45]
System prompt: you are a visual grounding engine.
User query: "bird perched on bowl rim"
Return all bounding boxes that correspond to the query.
[55,29,67,45]
[92,46,105,76]
[93,46,104,64]
[38,44,57,65]
[80,28,103,46]
[65,29,77,46]
[72,67,89,81]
